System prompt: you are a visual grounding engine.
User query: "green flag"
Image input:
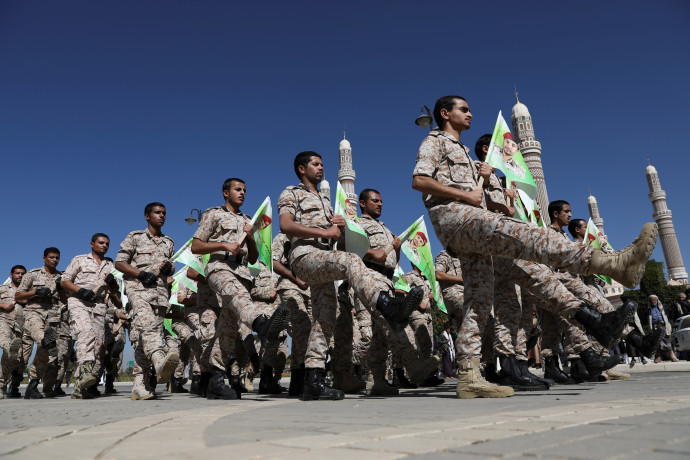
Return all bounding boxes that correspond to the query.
[584,218,614,285]
[485,111,538,199]
[334,181,370,258]
[247,196,273,277]
[393,265,411,292]
[174,238,207,276]
[399,216,446,313]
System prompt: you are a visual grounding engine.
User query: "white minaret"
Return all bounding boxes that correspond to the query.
[319,178,331,203]
[587,192,605,234]
[337,131,356,200]
[511,91,550,226]
[646,162,688,284]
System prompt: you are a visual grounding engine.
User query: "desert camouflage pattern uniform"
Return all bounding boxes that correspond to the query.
[273,232,312,368]
[435,250,464,327]
[176,284,201,376]
[195,268,221,373]
[0,282,23,390]
[104,303,127,376]
[278,183,396,369]
[401,270,434,359]
[62,253,115,379]
[414,130,596,357]
[251,264,287,372]
[194,206,261,372]
[18,267,63,388]
[55,303,73,382]
[332,285,355,373]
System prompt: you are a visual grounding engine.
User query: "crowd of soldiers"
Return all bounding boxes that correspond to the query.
[0,95,664,402]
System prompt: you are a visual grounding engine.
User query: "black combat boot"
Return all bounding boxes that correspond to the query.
[110,339,125,367]
[574,302,635,349]
[169,377,189,393]
[420,372,445,387]
[483,359,501,384]
[626,328,664,358]
[206,368,238,400]
[105,374,117,393]
[87,384,101,397]
[53,379,66,396]
[517,360,553,388]
[258,366,284,395]
[229,375,246,397]
[7,370,22,398]
[252,307,291,348]
[498,354,546,391]
[302,368,345,401]
[393,368,417,389]
[376,288,423,330]
[288,366,305,397]
[544,356,575,384]
[190,374,201,395]
[580,348,619,379]
[569,358,590,383]
[24,378,43,399]
[41,328,59,357]
[199,372,211,397]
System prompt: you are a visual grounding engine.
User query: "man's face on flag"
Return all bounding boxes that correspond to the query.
[502,138,518,159]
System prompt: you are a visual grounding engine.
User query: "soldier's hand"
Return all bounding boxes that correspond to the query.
[137,270,158,287]
[392,236,402,250]
[55,277,63,291]
[419,299,429,311]
[295,278,308,290]
[323,225,341,241]
[243,223,255,235]
[104,273,119,289]
[77,288,96,302]
[330,214,346,229]
[34,287,52,298]
[369,249,387,264]
[478,162,492,179]
[159,261,174,277]
[504,188,518,199]
[464,189,484,207]
[224,242,241,255]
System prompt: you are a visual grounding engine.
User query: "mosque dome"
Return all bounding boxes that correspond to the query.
[512,101,530,118]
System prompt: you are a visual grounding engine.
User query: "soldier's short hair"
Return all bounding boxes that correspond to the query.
[474,134,493,161]
[293,151,321,179]
[548,200,570,220]
[44,247,60,257]
[567,219,587,238]
[144,202,165,216]
[222,178,245,195]
[433,95,467,130]
[358,188,380,208]
[11,265,26,273]
[91,233,110,243]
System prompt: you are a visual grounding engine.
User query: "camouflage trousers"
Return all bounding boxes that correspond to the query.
[104,319,127,376]
[353,298,373,366]
[169,318,201,378]
[129,297,166,360]
[291,248,394,369]
[492,276,522,357]
[23,307,59,386]
[442,286,465,327]
[257,301,288,372]
[403,310,433,359]
[331,285,355,372]
[278,289,311,367]
[68,305,105,367]
[391,323,427,368]
[0,317,23,388]
[198,305,219,372]
[517,295,537,361]
[129,327,154,393]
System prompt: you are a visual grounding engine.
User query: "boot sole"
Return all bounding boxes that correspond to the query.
[457,390,514,399]
[409,357,440,385]
[42,328,58,351]
[111,340,125,362]
[264,307,290,348]
[156,352,180,385]
[301,393,345,401]
[621,223,658,288]
[131,393,156,400]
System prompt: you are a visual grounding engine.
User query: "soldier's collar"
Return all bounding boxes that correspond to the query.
[145,228,166,239]
[221,205,244,217]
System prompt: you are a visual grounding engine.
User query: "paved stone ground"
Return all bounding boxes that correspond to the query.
[1,362,689,459]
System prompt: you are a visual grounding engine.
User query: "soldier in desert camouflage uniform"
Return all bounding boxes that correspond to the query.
[272,231,312,397]
[60,233,121,399]
[191,178,289,400]
[115,202,180,400]
[16,248,66,399]
[279,152,424,401]
[412,95,657,399]
[0,265,26,399]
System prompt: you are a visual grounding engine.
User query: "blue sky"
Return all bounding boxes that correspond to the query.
[2,1,689,366]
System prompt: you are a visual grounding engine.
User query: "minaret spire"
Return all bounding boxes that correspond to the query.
[337,132,356,200]
[646,162,688,284]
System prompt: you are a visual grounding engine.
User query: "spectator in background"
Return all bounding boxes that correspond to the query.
[438,324,455,379]
[647,295,678,363]
[675,293,690,318]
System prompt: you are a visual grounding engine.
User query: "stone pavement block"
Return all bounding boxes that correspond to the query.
[607,419,689,442]
[278,447,406,460]
[405,452,502,460]
[523,434,648,459]
[346,435,470,454]
[0,426,90,456]
[149,441,306,460]
[653,440,690,455]
[415,427,519,442]
[622,450,690,460]
[268,433,365,449]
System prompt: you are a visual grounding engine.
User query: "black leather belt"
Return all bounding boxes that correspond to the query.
[209,252,246,264]
[364,261,394,280]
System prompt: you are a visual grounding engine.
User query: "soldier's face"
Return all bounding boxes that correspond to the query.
[146,206,166,228]
[443,99,472,132]
[224,181,246,208]
[43,253,60,269]
[555,205,571,227]
[361,192,382,218]
[302,157,324,183]
[11,269,25,285]
[91,237,110,256]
